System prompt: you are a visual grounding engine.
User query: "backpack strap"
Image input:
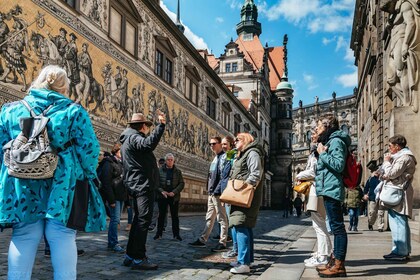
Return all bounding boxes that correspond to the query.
[21,100,54,117]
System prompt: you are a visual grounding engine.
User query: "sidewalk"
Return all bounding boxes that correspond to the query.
[259,215,420,280]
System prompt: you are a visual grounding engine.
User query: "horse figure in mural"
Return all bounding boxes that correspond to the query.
[102,64,120,124]
[30,31,91,105]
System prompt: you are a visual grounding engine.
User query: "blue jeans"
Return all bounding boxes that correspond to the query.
[324,196,347,261]
[108,200,123,247]
[8,219,77,280]
[233,226,254,265]
[388,209,411,256]
[348,207,359,229]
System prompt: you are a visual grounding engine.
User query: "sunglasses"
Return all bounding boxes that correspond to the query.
[209,142,219,146]
[235,138,242,142]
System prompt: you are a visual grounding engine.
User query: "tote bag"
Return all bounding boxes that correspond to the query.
[220,179,255,208]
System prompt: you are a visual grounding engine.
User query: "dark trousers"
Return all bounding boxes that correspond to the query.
[157,197,179,237]
[126,189,154,259]
[324,196,348,261]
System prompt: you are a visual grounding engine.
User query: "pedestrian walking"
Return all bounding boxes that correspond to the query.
[228,133,264,274]
[120,111,166,270]
[293,194,303,217]
[154,153,185,241]
[345,186,363,232]
[189,136,229,252]
[98,143,126,253]
[380,134,416,261]
[314,115,350,278]
[0,65,106,279]
[363,162,385,232]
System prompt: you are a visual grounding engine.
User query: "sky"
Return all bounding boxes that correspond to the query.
[160,0,357,108]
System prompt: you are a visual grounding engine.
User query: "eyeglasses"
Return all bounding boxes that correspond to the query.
[235,138,242,142]
[209,142,219,146]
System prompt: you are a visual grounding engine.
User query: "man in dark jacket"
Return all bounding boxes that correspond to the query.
[120,112,165,270]
[189,136,228,252]
[98,143,125,253]
[154,153,184,241]
[363,162,384,232]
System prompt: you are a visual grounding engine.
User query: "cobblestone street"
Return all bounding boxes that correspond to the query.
[0,210,310,279]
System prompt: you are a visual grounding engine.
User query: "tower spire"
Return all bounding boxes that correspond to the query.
[176,0,185,33]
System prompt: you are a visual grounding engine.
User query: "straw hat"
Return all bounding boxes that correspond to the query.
[127,113,153,126]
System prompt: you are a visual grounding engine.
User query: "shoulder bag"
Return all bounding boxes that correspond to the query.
[220,179,255,208]
[379,181,407,206]
[293,181,312,197]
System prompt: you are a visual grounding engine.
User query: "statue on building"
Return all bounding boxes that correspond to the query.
[384,0,420,112]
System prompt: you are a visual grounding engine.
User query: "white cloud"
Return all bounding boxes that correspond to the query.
[303,73,318,90]
[344,48,354,62]
[322,37,334,45]
[260,0,355,33]
[336,68,357,87]
[227,0,243,9]
[160,2,209,50]
[215,17,224,23]
[335,36,346,51]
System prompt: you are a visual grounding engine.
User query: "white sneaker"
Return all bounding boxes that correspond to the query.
[304,255,318,264]
[304,257,328,268]
[229,261,240,267]
[230,264,250,274]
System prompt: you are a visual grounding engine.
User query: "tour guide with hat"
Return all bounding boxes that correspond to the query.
[119,111,166,270]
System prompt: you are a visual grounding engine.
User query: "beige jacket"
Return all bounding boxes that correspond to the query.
[381,148,417,218]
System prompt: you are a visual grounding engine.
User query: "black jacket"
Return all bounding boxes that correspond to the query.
[157,164,185,201]
[119,124,165,196]
[98,155,125,204]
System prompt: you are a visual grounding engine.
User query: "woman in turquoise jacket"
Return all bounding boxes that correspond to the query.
[0,65,106,279]
[315,115,350,278]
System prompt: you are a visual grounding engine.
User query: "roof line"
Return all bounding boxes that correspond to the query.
[236,37,259,71]
[267,48,283,84]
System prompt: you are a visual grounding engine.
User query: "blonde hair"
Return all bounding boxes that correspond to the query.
[236,132,254,154]
[31,65,70,95]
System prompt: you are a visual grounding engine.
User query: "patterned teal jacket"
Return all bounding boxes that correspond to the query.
[0,88,106,232]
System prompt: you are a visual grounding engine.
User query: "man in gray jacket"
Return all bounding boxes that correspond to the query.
[120,112,165,270]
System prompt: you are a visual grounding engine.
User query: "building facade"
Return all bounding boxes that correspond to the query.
[0,0,260,210]
[292,93,358,191]
[350,0,420,208]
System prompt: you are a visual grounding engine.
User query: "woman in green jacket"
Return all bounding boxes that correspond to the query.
[315,116,351,278]
[229,133,264,274]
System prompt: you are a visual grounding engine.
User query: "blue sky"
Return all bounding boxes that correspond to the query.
[161,0,357,107]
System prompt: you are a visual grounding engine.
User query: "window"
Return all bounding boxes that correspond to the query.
[225,63,231,73]
[233,91,239,97]
[62,0,77,8]
[154,36,177,85]
[109,5,138,57]
[232,62,238,72]
[185,76,198,105]
[206,96,216,119]
[155,50,163,77]
[222,110,230,129]
[234,121,241,135]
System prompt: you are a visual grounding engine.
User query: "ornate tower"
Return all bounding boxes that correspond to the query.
[236,0,262,37]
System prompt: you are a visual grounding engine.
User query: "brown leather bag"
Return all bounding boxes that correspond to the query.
[220,179,255,208]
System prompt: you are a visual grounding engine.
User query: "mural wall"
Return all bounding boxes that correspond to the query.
[0,2,216,160]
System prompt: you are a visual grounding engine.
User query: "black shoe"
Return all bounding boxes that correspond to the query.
[153,234,162,240]
[211,234,220,240]
[353,227,358,232]
[211,243,227,252]
[123,256,133,267]
[131,258,158,270]
[189,239,206,247]
[348,226,352,231]
[378,229,384,232]
[77,249,85,256]
[148,225,156,232]
[174,235,182,241]
[383,253,408,261]
[368,225,373,231]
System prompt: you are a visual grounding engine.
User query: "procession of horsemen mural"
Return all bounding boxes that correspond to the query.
[0,4,216,160]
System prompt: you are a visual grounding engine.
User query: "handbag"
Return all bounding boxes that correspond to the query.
[379,183,404,206]
[293,181,312,197]
[220,179,255,208]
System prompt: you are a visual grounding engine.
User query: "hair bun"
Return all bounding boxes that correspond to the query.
[46,72,57,85]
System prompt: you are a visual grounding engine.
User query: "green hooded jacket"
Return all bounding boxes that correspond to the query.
[315,130,351,202]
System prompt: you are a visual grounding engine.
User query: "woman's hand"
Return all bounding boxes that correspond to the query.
[317,143,328,154]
